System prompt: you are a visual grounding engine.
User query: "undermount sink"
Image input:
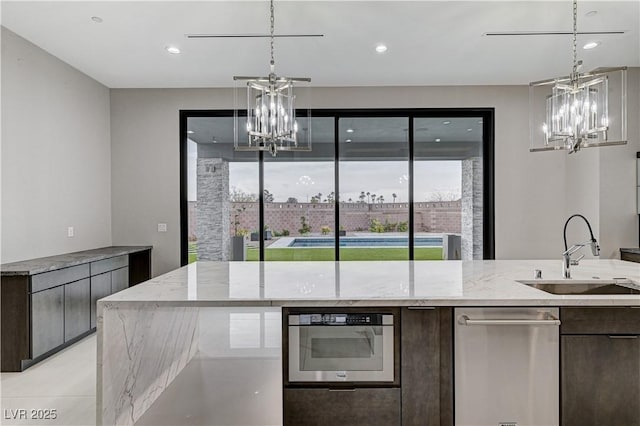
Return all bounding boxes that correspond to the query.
[517,279,640,295]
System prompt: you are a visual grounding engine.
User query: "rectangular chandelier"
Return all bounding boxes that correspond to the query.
[233,75,311,156]
[529,68,627,153]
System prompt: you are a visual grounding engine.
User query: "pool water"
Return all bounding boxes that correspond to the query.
[288,237,442,248]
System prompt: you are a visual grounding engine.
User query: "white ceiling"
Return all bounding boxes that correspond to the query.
[2,1,638,88]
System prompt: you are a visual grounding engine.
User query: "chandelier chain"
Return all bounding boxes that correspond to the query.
[270,0,275,67]
[572,0,578,77]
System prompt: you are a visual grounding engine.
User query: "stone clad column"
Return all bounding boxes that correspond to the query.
[196,158,230,260]
[462,157,483,260]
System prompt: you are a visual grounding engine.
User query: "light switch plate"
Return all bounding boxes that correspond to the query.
[67,226,74,237]
[158,223,167,232]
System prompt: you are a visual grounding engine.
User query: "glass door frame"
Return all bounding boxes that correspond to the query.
[180,108,494,264]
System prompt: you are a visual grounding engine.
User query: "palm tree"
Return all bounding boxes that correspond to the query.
[378,195,384,204]
[366,191,370,204]
[359,192,366,203]
[371,194,376,204]
[392,193,397,203]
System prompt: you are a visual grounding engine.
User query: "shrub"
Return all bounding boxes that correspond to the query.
[369,219,385,233]
[321,226,331,235]
[299,216,311,235]
[281,229,290,236]
[397,221,408,232]
[383,220,397,232]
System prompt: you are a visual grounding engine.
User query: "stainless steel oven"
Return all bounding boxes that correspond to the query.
[287,312,396,383]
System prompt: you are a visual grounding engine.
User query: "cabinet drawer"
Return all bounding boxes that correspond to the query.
[561,307,640,334]
[284,388,401,426]
[31,264,90,293]
[91,255,128,276]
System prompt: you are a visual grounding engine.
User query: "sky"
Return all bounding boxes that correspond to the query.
[188,141,461,202]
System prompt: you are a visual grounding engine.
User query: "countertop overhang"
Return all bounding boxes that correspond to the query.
[100,259,640,307]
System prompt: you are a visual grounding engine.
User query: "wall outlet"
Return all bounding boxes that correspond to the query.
[67,226,74,237]
[157,223,167,233]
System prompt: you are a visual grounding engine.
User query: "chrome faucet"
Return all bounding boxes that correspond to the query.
[562,214,600,278]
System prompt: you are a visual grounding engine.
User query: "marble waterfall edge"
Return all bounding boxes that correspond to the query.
[97,302,199,426]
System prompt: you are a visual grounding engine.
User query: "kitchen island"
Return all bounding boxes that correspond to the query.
[97,260,640,425]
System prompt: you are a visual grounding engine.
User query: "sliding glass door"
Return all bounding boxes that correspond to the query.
[181,109,493,264]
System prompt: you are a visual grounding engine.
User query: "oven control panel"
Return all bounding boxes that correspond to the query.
[294,313,386,326]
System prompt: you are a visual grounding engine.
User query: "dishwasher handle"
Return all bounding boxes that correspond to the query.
[457,314,561,326]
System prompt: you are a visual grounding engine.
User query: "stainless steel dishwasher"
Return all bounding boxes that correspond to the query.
[454,307,560,426]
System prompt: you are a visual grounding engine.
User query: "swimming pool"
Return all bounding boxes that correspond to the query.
[287,236,442,248]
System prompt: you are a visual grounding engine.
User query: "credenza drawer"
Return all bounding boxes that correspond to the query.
[31,264,90,293]
[91,255,128,276]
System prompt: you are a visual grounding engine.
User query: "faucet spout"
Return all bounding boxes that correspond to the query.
[562,215,600,279]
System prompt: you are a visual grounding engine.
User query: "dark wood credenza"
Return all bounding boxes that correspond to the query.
[1,246,152,372]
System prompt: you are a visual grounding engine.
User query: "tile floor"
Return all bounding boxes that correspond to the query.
[0,336,96,426]
[0,309,282,426]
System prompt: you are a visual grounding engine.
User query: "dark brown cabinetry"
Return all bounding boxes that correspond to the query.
[620,249,640,263]
[64,278,91,342]
[284,388,401,426]
[1,246,152,372]
[282,307,453,426]
[560,307,640,426]
[90,272,112,329]
[401,307,453,426]
[31,285,64,358]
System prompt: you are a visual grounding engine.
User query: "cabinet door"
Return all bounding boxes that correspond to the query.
[90,272,111,329]
[401,307,453,426]
[64,279,90,342]
[562,335,640,426]
[31,286,64,358]
[111,267,129,294]
[284,388,401,426]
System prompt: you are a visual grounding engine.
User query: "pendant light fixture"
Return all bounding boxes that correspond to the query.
[529,0,627,153]
[233,0,311,156]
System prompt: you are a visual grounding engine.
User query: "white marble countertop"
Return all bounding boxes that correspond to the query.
[101,259,640,306]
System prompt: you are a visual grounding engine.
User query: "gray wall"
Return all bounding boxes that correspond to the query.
[111,85,573,275]
[1,27,112,263]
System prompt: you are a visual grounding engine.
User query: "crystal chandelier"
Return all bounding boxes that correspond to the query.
[233,0,311,156]
[529,0,627,153]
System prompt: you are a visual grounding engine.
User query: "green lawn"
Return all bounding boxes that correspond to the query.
[188,242,198,263]
[246,247,442,261]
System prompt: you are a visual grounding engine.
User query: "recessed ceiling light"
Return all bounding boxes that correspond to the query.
[583,41,600,50]
[166,46,181,55]
[91,16,103,23]
[375,44,388,53]
[442,120,451,125]
[585,10,598,17]
[187,130,194,134]
[435,138,441,142]
[477,120,483,124]
[345,139,352,143]
[467,128,473,132]
[346,128,354,133]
